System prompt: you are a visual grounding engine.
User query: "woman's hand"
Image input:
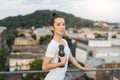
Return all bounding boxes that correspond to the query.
[80,67,87,71]
[42,56,67,70]
[59,55,67,66]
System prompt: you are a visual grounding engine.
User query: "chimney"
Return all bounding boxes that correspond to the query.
[108,27,112,40]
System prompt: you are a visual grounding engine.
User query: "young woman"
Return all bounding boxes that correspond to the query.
[42,12,86,80]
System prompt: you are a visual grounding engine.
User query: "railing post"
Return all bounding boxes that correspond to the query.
[111,70,114,80]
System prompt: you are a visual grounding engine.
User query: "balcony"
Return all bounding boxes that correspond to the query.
[0,68,120,80]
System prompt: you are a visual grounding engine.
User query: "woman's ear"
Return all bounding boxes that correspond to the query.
[50,26,54,31]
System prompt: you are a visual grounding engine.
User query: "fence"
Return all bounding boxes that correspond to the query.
[0,68,120,80]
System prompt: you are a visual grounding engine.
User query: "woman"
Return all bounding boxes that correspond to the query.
[42,12,86,80]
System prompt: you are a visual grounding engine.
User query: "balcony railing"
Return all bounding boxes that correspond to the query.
[0,68,120,80]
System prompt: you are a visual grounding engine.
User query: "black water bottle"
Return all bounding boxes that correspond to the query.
[58,44,65,67]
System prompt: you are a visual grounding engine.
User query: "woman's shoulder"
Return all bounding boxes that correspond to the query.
[62,38,67,42]
[62,39,68,46]
[48,39,59,47]
[62,38,67,43]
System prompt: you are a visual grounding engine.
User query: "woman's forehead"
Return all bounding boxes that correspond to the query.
[54,18,65,23]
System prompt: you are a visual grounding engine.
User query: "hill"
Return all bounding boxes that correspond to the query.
[0,10,93,29]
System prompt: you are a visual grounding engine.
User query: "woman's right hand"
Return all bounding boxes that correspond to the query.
[59,56,67,66]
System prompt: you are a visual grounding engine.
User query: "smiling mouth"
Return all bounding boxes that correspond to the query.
[60,30,65,33]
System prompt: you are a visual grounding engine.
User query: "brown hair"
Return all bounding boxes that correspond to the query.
[49,12,62,26]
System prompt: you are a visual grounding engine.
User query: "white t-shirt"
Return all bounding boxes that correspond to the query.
[44,39,71,80]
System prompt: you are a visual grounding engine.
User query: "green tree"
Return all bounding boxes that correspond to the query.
[0,74,6,80]
[0,48,9,70]
[6,33,16,49]
[6,29,18,50]
[0,48,9,80]
[29,59,43,70]
[112,35,116,38]
[12,49,21,52]
[88,51,93,57]
[24,59,45,80]
[95,33,102,38]
[31,34,37,40]
[0,10,93,29]
[39,35,53,45]
[63,36,72,48]
[19,33,25,37]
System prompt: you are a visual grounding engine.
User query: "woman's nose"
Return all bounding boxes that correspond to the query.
[60,25,65,29]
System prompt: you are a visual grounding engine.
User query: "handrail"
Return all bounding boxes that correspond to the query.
[0,68,120,74]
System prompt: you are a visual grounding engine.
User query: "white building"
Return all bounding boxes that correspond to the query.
[0,26,6,34]
[34,27,52,41]
[74,39,120,67]
[9,52,39,71]
[75,45,87,64]
[116,34,120,39]
[111,39,120,46]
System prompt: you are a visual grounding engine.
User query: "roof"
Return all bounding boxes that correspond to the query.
[96,46,120,53]
[88,58,103,67]
[104,57,120,63]
[9,54,40,59]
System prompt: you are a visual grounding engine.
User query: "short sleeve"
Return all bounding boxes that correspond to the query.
[45,41,58,58]
[63,39,71,54]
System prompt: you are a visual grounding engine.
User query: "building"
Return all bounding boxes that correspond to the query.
[9,52,40,71]
[73,38,120,80]
[93,21,109,28]
[16,28,33,38]
[9,30,45,71]
[0,26,6,34]
[33,27,52,42]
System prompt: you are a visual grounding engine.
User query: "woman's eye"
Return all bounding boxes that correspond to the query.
[63,23,65,26]
[56,23,65,27]
[57,23,61,26]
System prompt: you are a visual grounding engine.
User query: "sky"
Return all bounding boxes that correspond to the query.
[0,0,120,23]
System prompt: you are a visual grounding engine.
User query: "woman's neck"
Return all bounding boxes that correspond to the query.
[53,35,62,42]
[53,34,65,45]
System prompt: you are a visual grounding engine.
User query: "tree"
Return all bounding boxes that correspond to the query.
[24,59,45,80]
[6,33,15,50]
[63,36,72,48]
[88,51,93,57]
[95,33,102,38]
[0,48,9,80]
[39,35,53,45]
[6,29,18,50]
[29,59,43,70]
[31,34,37,40]
[112,35,116,38]
[19,33,25,37]
[0,74,6,80]
[0,10,93,29]
[0,48,9,70]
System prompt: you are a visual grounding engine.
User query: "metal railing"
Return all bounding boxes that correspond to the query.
[0,68,120,80]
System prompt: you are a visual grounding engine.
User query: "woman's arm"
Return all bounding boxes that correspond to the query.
[42,56,66,70]
[69,54,86,70]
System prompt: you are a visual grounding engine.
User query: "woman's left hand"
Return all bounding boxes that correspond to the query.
[81,67,87,71]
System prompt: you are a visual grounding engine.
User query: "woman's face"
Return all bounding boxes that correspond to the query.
[52,17,65,36]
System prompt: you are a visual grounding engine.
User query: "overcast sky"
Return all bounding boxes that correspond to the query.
[0,0,120,23]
